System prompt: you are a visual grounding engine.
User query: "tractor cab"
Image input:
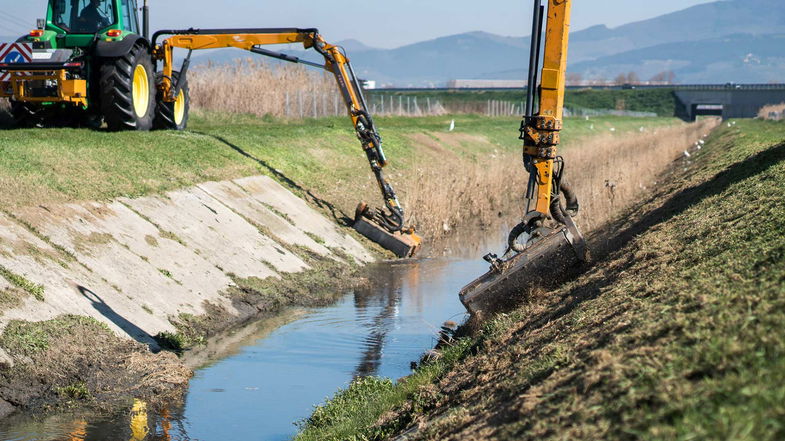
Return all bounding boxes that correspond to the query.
[41,0,140,47]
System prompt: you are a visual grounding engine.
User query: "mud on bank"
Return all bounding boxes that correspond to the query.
[0,251,366,419]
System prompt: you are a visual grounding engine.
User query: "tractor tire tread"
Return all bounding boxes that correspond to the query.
[99,42,154,131]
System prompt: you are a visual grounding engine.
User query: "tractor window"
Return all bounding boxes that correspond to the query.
[52,0,116,34]
[121,0,139,34]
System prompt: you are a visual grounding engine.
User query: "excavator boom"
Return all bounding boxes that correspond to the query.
[459,0,587,318]
[151,28,421,258]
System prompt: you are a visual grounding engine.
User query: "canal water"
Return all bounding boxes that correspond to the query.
[0,229,507,441]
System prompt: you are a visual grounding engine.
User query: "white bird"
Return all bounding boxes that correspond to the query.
[684,150,692,158]
[448,120,455,132]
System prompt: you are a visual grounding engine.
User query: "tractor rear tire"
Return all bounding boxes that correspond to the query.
[99,42,155,131]
[153,71,190,130]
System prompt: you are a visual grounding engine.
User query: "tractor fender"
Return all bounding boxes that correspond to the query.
[95,34,149,58]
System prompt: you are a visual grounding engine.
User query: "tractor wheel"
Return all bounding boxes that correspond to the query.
[9,101,46,128]
[99,42,155,131]
[153,71,189,130]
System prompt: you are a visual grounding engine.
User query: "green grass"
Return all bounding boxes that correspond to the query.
[0,265,44,301]
[0,112,678,211]
[296,338,473,441]
[292,119,785,440]
[153,331,189,354]
[55,381,91,400]
[0,315,111,356]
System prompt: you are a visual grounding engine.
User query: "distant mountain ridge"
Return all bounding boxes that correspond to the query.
[190,0,785,85]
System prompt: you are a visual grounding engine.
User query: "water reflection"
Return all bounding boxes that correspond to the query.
[0,241,499,441]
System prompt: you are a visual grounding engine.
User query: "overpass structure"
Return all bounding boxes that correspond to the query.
[670,84,785,121]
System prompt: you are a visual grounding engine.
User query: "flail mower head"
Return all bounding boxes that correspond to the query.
[353,202,421,258]
[459,211,586,320]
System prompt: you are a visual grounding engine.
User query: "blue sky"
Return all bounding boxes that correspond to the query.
[3,0,716,48]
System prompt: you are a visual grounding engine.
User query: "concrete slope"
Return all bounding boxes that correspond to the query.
[0,174,372,344]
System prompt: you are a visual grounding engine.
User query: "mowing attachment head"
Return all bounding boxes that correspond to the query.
[459,210,586,319]
[353,202,422,258]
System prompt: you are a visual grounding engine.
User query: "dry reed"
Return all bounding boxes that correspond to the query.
[563,119,719,232]
[190,62,451,118]
[400,146,525,240]
[189,60,340,118]
[400,120,719,242]
[758,103,785,120]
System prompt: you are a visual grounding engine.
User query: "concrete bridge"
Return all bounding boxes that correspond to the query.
[670,84,785,121]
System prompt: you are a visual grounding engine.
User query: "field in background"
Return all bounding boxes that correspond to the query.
[366,88,679,117]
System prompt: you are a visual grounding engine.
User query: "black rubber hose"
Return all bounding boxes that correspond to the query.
[378,208,404,232]
[560,180,579,214]
[507,220,531,253]
[550,195,567,226]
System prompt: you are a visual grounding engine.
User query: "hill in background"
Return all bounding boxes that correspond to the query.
[192,0,785,86]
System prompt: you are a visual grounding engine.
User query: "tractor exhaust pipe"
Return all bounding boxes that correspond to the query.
[142,0,150,41]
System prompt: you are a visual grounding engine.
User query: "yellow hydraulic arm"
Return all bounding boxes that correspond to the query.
[151,28,407,232]
[522,0,571,216]
[459,0,585,316]
[509,0,581,252]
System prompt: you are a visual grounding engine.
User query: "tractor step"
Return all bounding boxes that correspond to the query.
[459,222,586,320]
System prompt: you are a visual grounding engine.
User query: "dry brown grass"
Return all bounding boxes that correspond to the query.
[400,137,524,240]
[401,120,719,242]
[758,103,785,120]
[564,119,719,232]
[189,60,341,118]
[189,62,450,118]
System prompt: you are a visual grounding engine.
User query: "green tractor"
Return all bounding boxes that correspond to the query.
[0,0,188,130]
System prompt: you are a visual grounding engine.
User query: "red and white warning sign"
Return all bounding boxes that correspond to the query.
[0,43,33,82]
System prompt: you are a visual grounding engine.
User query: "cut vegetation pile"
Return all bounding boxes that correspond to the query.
[0,316,189,417]
[295,119,785,441]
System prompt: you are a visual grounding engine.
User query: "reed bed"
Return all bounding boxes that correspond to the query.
[400,119,719,242]
[400,150,525,240]
[563,119,719,232]
[189,60,341,118]
[189,62,452,118]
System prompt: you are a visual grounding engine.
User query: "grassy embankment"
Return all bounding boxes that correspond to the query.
[295,119,785,441]
[0,112,676,241]
[0,112,683,392]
